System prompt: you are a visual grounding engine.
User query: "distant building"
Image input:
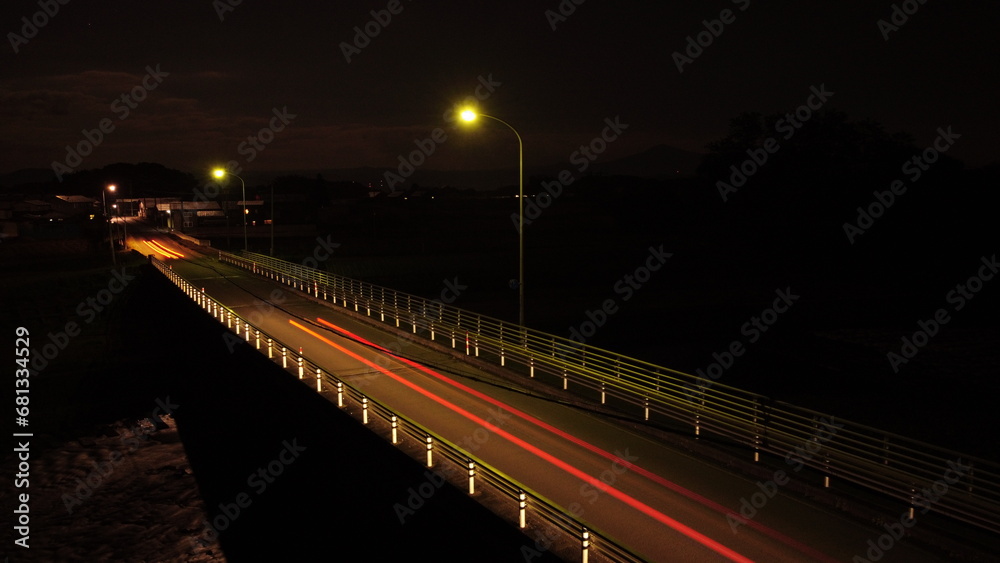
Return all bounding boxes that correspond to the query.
[156,201,224,231]
[52,195,99,217]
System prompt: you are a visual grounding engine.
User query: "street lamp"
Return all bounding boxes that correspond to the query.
[103,184,117,265]
[213,168,247,252]
[460,109,525,327]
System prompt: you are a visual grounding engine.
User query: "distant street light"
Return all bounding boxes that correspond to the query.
[460,108,525,327]
[103,184,116,265]
[213,168,247,252]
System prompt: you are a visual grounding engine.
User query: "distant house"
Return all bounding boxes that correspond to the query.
[15,199,51,216]
[52,195,99,218]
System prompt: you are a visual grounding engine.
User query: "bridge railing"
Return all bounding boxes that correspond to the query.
[217,249,1000,535]
[152,257,646,563]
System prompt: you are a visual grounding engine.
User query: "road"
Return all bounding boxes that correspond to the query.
[133,225,959,562]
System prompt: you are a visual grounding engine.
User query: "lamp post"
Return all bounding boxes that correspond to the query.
[213,169,247,252]
[460,109,524,327]
[103,184,117,265]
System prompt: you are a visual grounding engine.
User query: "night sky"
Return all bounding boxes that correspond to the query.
[2,0,999,180]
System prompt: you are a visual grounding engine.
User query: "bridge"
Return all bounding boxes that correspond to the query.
[141,231,1000,562]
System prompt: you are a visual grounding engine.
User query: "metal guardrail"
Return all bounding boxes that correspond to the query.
[152,257,646,563]
[218,249,1000,536]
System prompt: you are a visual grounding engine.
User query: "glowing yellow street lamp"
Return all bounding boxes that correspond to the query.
[213,168,247,252]
[460,108,525,327]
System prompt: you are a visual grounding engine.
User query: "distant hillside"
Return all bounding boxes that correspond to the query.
[0,144,707,193]
[0,168,58,189]
[265,144,706,191]
[585,144,705,178]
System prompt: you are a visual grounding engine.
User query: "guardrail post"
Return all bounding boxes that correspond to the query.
[244,323,250,342]
[468,460,475,494]
[316,368,322,392]
[644,398,649,421]
[695,395,704,437]
[255,330,260,350]
[500,325,505,366]
[298,348,304,379]
[227,310,232,329]
[425,436,433,467]
[267,338,273,358]
[391,415,398,444]
[362,397,369,424]
[465,332,470,355]
[282,346,287,368]
[235,316,241,335]
[600,381,606,404]
[753,398,761,462]
[337,381,344,407]
[582,528,590,563]
[518,490,527,528]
